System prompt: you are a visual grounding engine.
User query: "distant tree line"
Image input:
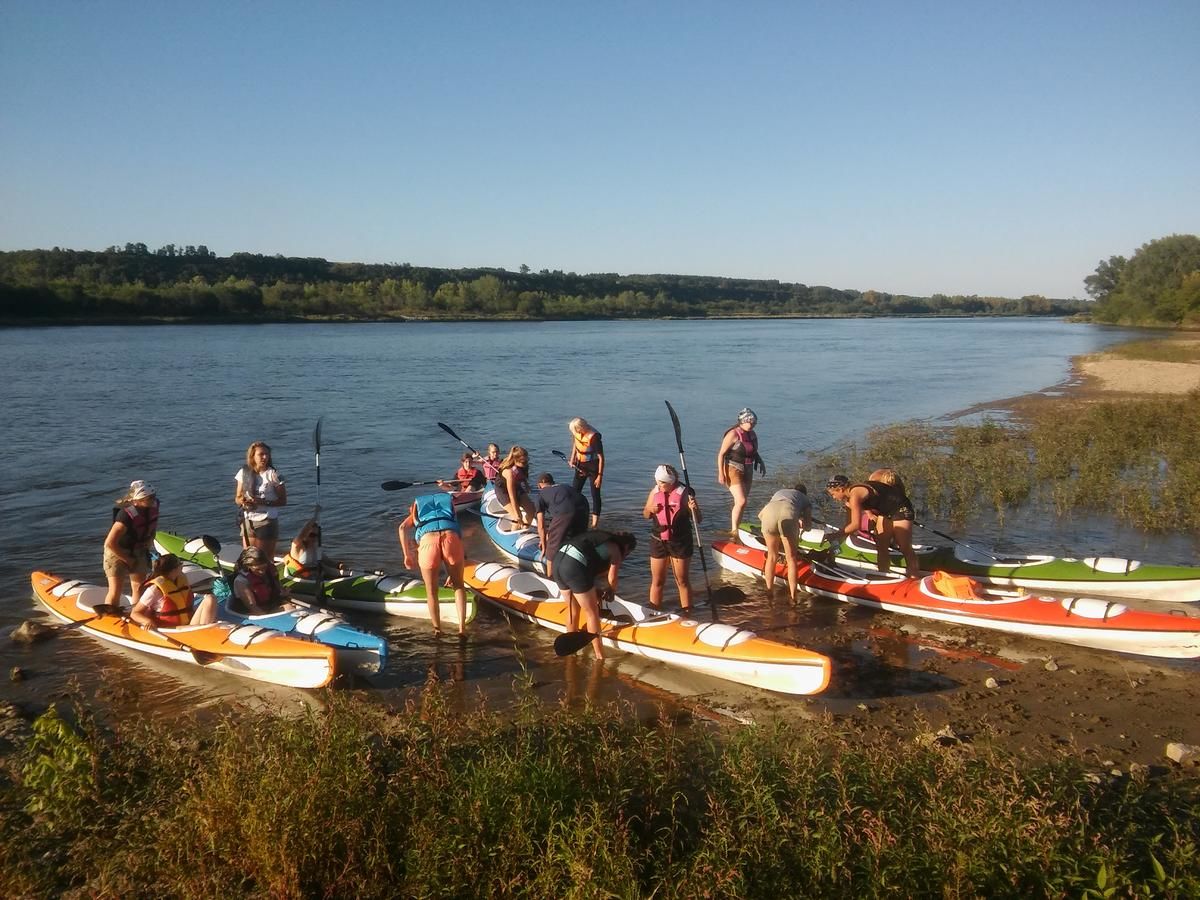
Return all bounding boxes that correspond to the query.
[1086,234,1200,327]
[0,245,1088,322]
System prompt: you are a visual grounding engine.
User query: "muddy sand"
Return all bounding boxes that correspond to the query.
[678,340,1200,769]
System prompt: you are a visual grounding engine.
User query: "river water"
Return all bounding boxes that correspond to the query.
[0,318,1181,718]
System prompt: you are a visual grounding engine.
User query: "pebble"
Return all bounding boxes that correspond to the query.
[984,677,999,689]
[1044,660,1059,672]
[9,666,25,682]
[1166,742,1200,765]
[10,620,55,644]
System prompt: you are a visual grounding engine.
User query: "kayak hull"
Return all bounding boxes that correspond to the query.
[737,524,1200,603]
[465,561,831,695]
[478,489,547,574]
[712,541,1200,659]
[156,531,474,626]
[32,571,336,688]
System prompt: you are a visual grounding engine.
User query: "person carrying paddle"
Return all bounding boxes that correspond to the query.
[235,441,287,560]
[102,479,159,609]
[716,408,765,540]
[567,417,604,527]
[494,446,536,527]
[826,470,920,577]
[282,516,343,580]
[552,530,637,660]
[757,483,813,602]
[229,546,293,616]
[399,491,469,635]
[642,464,702,613]
[534,472,590,577]
[130,553,218,629]
[474,443,503,483]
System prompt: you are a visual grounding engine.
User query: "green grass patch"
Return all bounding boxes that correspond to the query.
[2,689,1198,897]
[1104,339,1200,364]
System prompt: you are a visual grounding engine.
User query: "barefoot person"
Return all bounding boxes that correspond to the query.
[399,491,468,635]
[716,408,765,539]
[757,483,812,602]
[552,530,637,660]
[102,480,159,608]
[494,446,536,527]
[130,553,217,629]
[533,472,589,577]
[234,441,287,559]
[826,470,919,577]
[642,464,702,613]
[567,417,604,527]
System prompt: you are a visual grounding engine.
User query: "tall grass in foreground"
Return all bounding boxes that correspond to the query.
[2,688,1197,898]
[802,390,1200,533]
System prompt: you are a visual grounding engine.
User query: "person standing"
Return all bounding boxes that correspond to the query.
[533,472,590,577]
[642,464,702,613]
[399,491,469,635]
[716,408,765,539]
[756,483,813,602]
[235,441,287,560]
[552,530,637,661]
[825,470,919,577]
[567,417,604,527]
[102,479,159,608]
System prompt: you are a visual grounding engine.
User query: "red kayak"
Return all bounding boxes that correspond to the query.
[710,540,1200,659]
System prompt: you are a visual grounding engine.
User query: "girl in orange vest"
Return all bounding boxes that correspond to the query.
[130,554,217,629]
[568,417,604,527]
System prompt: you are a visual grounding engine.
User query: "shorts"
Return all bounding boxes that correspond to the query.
[873,499,915,522]
[242,516,280,541]
[759,500,801,542]
[552,550,596,594]
[418,530,464,570]
[103,545,150,579]
[649,535,693,560]
[724,463,752,487]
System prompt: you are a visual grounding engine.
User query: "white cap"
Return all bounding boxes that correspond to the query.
[654,465,676,484]
[128,480,157,500]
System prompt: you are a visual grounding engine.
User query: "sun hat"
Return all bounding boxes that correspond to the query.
[737,407,758,425]
[654,465,676,484]
[118,480,157,502]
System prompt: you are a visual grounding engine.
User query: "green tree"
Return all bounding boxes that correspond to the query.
[1094,235,1200,325]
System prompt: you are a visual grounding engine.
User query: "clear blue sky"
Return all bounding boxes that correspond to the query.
[2,1,1196,299]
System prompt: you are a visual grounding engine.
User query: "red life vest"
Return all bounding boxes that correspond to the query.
[652,485,689,542]
[113,500,159,549]
[144,573,193,627]
[237,567,283,611]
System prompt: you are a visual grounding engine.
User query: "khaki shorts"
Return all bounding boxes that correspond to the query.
[103,545,150,579]
[418,530,464,570]
[759,500,800,542]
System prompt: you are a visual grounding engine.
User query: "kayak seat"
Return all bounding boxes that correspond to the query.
[1062,597,1127,620]
[1084,557,1142,575]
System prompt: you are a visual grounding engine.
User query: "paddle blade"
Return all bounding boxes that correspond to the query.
[711,585,747,605]
[381,480,413,491]
[552,449,567,460]
[200,534,222,555]
[665,400,684,450]
[313,417,323,453]
[553,630,597,657]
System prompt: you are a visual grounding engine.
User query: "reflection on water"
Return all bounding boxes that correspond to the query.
[3,318,1187,721]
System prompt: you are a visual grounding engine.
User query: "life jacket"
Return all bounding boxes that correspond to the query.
[573,429,602,466]
[236,567,283,612]
[112,500,159,549]
[282,550,318,579]
[559,529,617,573]
[455,465,485,491]
[494,465,528,506]
[651,485,690,542]
[482,458,502,482]
[145,572,193,627]
[931,570,986,600]
[723,427,758,471]
[412,492,460,541]
[855,480,906,516]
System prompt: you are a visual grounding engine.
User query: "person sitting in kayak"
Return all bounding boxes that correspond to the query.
[756,482,812,602]
[494,446,537,527]
[552,530,637,661]
[103,479,159,609]
[534,472,590,577]
[826,470,920,577]
[130,553,217,629]
[567,417,604,527]
[439,452,486,492]
[717,408,766,540]
[235,441,287,559]
[229,546,291,616]
[474,443,503,483]
[399,491,468,636]
[642,464,702,613]
[281,515,343,580]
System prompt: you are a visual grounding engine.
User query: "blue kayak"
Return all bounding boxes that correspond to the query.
[178,560,387,677]
[479,488,548,574]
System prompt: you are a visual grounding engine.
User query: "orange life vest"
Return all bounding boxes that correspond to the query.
[573,429,601,465]
[145,573,193,627]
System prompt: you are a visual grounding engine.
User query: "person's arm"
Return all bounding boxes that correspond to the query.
[841,489,867,539]
[273,480,287,509]
[398,514,417,570]
[688,490,702,525]
[129,586,160,628]
[753,434,766,476]
[536,510,548,555]
[642,488,659,520]
[716,431,735,484]
[103,520,132,565]
[234,470,255,509]
[605,548,623,598]
[502,469,521,522]
[593,438,604,487]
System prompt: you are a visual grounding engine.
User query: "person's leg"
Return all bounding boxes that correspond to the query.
[442,532,468,635]
[893,519,919,577]
[649,554,669,609]
[192,593,218,625]
[874,521,895,574]
[728,479,749,537]
[781,542,798,602]
[576,588,604,659]
[103,550,127,606]
[589,478,601,528]
[762,531,781,592]
[671,554,693,611]
[418,535,444,633]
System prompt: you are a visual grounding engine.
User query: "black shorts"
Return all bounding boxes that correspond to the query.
[552,551,596,593]
[649,535,693,560]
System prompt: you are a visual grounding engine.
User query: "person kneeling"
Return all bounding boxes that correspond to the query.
[130,553,217,629]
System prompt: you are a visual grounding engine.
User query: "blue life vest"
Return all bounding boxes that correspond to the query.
[412,493,460,541]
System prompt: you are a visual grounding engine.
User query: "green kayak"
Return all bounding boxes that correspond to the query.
[154,531,475,625]
[738,523,1200,603]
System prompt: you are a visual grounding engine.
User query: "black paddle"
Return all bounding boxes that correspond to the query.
[52,602,124,634]
[381,479,448,491]
[666,399,743,621]
[551,449,586,475]
[312,418,325,603]
[913,521,1007,563]
[437,422,480,457]
[148,628,222,665]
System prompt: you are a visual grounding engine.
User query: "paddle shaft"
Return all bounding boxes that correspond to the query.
[665,400,719,622]
[914,521,1005,563]
[437,422,480,457]
[551,449,586,475]
[313,418,324,603]
[381,479,448,490]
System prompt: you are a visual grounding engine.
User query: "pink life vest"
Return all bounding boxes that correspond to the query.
[652,485,688,541]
